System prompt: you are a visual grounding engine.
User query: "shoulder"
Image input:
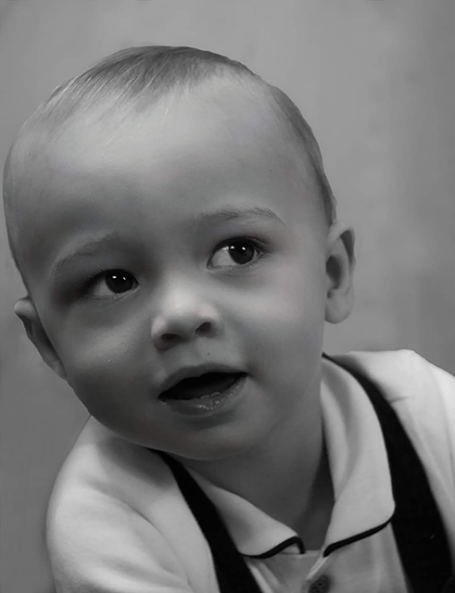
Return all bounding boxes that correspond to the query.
[331,349,455,451]
[47,418,216,592]
[48,416,177,512]
[330,350,455,557]
[331,349,455,421]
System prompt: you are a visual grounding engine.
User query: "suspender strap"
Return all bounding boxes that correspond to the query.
[324,354,452,593]
[160,356,453,593]
[161,453,263,593]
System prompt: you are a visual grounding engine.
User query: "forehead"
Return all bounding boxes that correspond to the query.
[68,89,298,172]
[26,80,314,189]
[15,84,322,287]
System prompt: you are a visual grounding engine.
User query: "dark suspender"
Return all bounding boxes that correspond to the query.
[325,355,453,593]
[160,356,453,593]
[161,453,263,593]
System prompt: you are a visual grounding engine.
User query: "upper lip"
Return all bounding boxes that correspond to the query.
[158,363,244,397]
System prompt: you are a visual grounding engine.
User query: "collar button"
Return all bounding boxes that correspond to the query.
[309,575,331,593]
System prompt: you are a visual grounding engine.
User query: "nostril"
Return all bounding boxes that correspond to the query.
[153,319,216,350]
[161,333,179,344]
[196,322,212,337]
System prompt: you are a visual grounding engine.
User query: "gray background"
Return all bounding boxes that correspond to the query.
[1,1,454,591]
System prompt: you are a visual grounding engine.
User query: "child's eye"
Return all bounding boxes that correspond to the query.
[210,239,263,268]
[83,269,138,298]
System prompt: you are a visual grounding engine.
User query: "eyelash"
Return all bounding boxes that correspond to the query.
[73,236,268,301]
[75,266,129,301]
[209,236,267,270]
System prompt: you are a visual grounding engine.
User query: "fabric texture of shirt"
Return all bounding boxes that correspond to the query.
[47,350,455,593]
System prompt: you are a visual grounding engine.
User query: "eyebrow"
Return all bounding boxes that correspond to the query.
[194,205,287,227]
[50,206,285,280]
[51,231,123,280]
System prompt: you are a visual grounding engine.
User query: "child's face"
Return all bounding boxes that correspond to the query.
[16,87,354,461]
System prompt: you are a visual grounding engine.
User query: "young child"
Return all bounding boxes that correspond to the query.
[3,46,455,593]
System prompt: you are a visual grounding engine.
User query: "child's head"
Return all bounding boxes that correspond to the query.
[3,46,355,461]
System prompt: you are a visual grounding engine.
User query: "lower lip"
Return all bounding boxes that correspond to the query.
[159,374,247,417]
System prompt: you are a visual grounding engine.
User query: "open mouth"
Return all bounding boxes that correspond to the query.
[159,372,245,401]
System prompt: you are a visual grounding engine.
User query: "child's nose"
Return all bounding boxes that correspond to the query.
[150,284,222,351]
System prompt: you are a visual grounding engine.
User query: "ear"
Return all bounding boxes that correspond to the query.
[325,222,356,324]
[14,296,68,380]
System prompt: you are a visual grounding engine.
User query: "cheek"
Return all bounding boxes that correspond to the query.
[249,297,324,381]
[239,264,326,346]
[58,323,147,413]
[230,261,327,385]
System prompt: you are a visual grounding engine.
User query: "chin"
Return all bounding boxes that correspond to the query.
[168,430,262,464]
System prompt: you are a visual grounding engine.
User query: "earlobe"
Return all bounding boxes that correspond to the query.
[14,297,68,380]
[325,222,356,324]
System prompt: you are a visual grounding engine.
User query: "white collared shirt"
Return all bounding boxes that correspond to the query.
[47,351,455,593]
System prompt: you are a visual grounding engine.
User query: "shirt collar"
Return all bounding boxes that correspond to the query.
[321,357,394,554]
[189,357,395,557]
